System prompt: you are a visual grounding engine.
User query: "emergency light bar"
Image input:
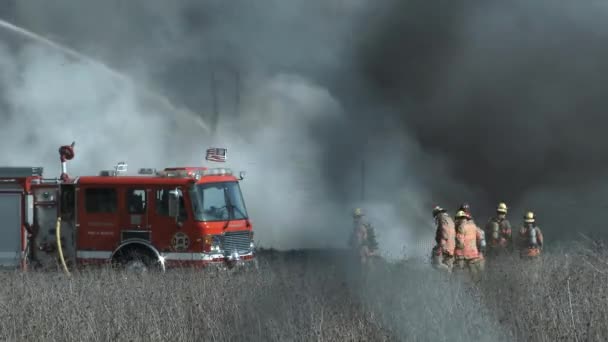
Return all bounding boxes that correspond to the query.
[201,168,232,176]
[156,167,233,178]
[138,168,157,175]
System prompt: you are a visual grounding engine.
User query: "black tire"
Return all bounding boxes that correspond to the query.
[114,249,163,274]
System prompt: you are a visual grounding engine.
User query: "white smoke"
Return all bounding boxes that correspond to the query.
[0,1,475,256]
[0,43,173,174]
[213,73,346,249]
[0,34,356,250]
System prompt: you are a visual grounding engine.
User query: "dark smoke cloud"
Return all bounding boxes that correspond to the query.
[325,0,608,240]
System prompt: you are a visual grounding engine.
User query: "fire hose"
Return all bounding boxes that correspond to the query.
[55,217,71,277]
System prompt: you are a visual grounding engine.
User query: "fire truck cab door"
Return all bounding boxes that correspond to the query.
[149,187,187,250]
[121,188,151,242]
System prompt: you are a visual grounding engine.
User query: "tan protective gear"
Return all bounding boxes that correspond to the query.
[453,219,485,281]
[432,211,456,272]
[454,221,483,260]
[485,216,513,254]
[435,213,456,256]
[518,223,543,258]
[431,246,448,271]
[497,202,508,213]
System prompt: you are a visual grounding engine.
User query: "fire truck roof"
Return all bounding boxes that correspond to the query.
[76,174,238,186]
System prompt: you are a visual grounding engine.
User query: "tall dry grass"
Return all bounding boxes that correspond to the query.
[0,244,606,341]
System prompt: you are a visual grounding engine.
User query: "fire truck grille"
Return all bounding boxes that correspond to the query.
[222,231,252,254]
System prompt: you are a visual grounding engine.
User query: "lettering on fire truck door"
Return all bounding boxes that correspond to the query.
[121,188,151,242]
[77,187,120,251]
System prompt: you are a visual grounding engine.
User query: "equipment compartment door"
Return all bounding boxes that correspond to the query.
[0,193,22,267]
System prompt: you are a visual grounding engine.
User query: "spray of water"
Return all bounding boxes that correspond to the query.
[0,18,211,134]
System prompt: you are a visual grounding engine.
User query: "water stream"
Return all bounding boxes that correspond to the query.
[0,18,211,133]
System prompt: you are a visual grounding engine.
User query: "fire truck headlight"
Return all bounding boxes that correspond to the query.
[212,236,222,252]
[203,235,223,253]
[250,241,255,249]
[203,235,213,245]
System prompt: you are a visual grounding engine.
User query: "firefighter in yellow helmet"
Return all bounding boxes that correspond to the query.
[431,206,456,272]
[453,209,485,281]
[484,202,513,257]
[458,202,474,222]
[517,211,544,259]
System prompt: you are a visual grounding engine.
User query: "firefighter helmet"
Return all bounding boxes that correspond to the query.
[497,202,508,213]
[455,210,468,219]
[432,205,446,217]
[459,203,470,212]
[353,208,363,217]
[524,211,535,223]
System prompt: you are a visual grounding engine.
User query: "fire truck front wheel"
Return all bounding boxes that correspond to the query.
[113,248,163,274]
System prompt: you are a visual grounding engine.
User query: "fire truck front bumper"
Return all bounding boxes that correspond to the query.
[202,251,258,270]
[161,250,257,270]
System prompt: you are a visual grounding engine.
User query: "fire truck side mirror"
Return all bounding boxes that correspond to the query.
[239,171,246,180]
[25,194,34,227]
[168,188,181,220]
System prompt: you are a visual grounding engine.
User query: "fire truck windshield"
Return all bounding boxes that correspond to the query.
[190,181,248,222]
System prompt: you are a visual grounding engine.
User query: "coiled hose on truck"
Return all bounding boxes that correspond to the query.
[55,217,71,277]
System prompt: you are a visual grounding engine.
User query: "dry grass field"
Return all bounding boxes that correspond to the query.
[0,241,606,341]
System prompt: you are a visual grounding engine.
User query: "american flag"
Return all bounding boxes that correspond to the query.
[206,147,227,162]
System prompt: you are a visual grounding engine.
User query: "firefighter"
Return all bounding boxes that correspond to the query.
[350,208,375,267]
[453,210,485,281]
[349,208,364,248]
[517,211,544,259]
[485,202,513,257]
[431,206,456,272]
[458,203,485,260]
[476,224,487,272]
[352,208,364,231]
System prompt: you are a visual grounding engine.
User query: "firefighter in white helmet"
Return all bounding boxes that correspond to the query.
[485,202,513,258]
[431,205,456,272]
[517,211,544,259]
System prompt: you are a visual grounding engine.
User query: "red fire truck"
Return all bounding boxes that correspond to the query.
[0,143,256,272]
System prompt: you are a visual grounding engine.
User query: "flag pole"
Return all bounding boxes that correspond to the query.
[361,159,365,201]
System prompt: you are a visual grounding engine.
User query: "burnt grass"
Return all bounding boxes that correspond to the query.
[0,242,607,341]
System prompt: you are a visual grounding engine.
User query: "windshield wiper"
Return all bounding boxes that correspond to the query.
[230,203,246,219]
[222,186,247,230]
[223,187,233,231]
